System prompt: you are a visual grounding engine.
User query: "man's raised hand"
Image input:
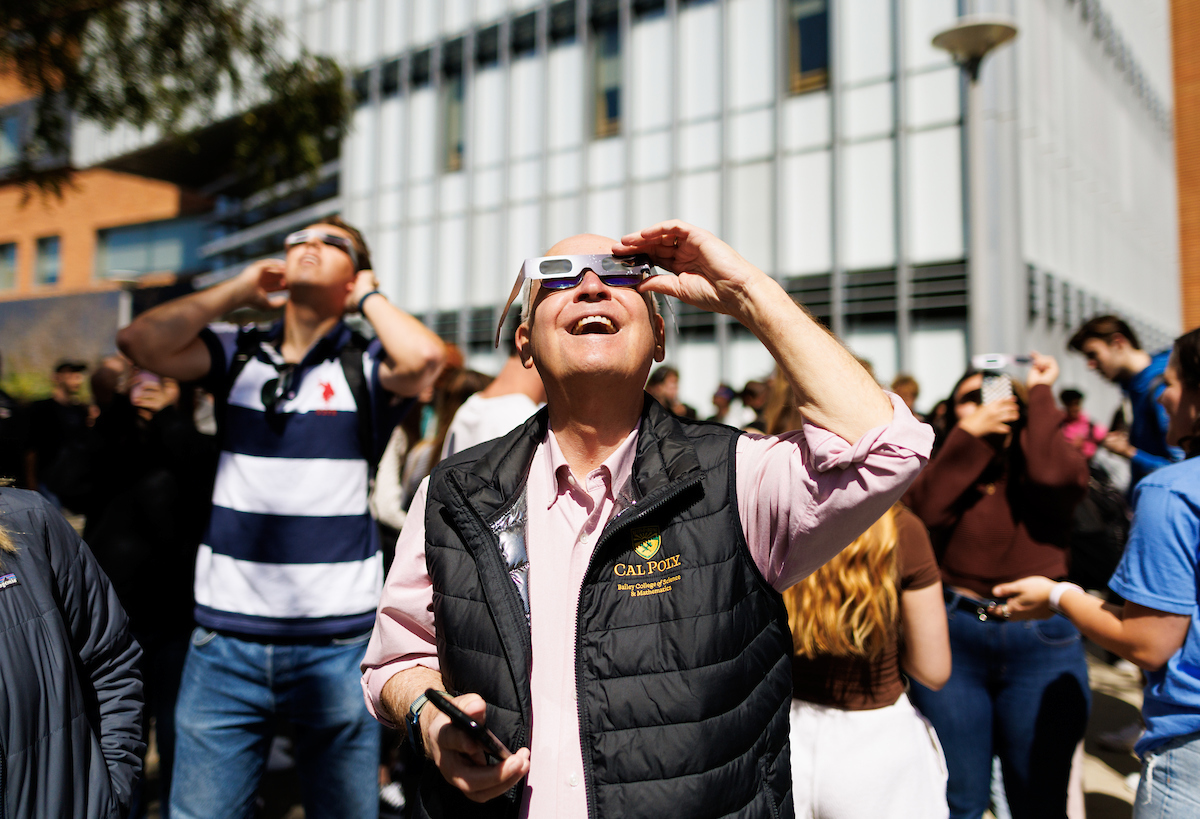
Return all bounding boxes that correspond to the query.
[613,220,765,324]
[346,269,382,313]
[234,259,289,311]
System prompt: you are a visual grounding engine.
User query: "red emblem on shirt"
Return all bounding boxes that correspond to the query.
[320,381,335,403]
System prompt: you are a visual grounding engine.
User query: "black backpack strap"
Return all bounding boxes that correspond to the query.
[213,325,377,472]
[339,331,377,475]
[213,326,262,440]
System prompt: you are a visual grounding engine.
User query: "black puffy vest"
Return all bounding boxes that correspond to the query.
[420,398,794,819]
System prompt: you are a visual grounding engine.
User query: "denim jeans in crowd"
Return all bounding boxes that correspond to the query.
[908,592,1090,819]
[169,627,381,819]
[1134,731,1200,818]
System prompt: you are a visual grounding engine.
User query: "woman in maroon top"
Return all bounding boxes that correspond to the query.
[903,352,1090,819]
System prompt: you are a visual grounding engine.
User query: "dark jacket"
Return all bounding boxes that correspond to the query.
[0,489,144,819]
[84,403,217,639]
[421,399,794,819]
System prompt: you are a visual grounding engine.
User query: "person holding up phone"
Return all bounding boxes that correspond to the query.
[902,353,1090,819]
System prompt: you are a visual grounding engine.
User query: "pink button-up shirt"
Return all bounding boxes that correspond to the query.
[362,394,932,819]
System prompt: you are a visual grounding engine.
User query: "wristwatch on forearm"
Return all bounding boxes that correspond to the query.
[406,690,440,757]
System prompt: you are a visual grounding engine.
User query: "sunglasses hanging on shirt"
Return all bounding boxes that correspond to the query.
[260,363,298,415]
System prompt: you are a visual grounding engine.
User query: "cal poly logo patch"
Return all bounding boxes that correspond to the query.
[614,527,682,596]
[0,573,18,591]
[632,526,661,560]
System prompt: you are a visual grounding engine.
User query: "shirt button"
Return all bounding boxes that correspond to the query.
[569,774,579,787]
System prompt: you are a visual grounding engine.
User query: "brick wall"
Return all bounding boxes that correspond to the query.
[0,169,204,301]
[1175,0,1200,331]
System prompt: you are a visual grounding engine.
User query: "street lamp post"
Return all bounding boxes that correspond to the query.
[108,272,141,330]
[932,17,1017,355]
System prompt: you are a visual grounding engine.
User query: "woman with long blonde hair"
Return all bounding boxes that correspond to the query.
[765,371,951,818]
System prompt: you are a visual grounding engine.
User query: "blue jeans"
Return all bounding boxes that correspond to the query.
[908,593,1090,819]
[1134,731,1200,818]
[169,628,381,819]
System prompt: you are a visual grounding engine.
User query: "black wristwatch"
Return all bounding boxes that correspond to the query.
[406,690,440,757]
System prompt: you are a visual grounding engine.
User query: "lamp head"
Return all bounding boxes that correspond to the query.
[932,17,1018,80]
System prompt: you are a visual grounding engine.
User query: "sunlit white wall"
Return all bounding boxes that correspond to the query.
[69,0,1177,420]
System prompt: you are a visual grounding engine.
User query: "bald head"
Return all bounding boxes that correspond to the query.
[547,233,613,256]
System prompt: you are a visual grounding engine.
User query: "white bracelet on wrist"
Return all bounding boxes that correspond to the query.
[1049,582,1084,615]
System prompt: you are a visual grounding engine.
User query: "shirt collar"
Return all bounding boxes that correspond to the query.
[542,426,640,509]
[258,318,351,368]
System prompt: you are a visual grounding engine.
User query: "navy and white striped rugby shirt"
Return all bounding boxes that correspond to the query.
[195,321,397,638]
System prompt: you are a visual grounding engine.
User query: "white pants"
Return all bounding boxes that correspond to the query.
[790,693,949,819]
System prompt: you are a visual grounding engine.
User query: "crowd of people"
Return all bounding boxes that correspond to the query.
[0,215,1195,819]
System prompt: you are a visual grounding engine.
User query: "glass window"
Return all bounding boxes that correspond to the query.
[476,26,501,67]
[0,115,19,168]
[443,39,465,173]
[788,0,829,95]
[634,0,666,19]
[0,243,15,289]
[443,77,465,172]
[550,1,576,45]
[381,59,401,97]
[592,11,621,138]
[95,217,206,278]
[353,68,372,106]
[512,12,537,56]
[36,236,60,286]
[411,50,432,88]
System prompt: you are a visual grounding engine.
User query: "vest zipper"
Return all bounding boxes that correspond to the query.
[445,474,534,760]
[1,733,6,819]
[574,474,701,819]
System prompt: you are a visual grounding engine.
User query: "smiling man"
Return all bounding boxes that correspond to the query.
[118,216,445,819]
[361,222,933,819]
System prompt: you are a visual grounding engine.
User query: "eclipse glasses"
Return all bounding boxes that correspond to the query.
[284,229,360,270]
[970,353,1033,371]
[495,254,658,346]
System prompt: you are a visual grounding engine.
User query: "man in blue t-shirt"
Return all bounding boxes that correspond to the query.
[1069,315,1182,488]
[119,216,446,818]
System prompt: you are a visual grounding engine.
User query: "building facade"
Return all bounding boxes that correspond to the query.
[0,72,211,387]
[70,0,1178,416]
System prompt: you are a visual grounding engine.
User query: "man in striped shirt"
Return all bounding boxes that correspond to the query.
[119,216,445,819]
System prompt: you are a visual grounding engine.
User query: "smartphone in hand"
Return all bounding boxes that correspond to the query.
[425,689,513,764]
[981,373,1014,405]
